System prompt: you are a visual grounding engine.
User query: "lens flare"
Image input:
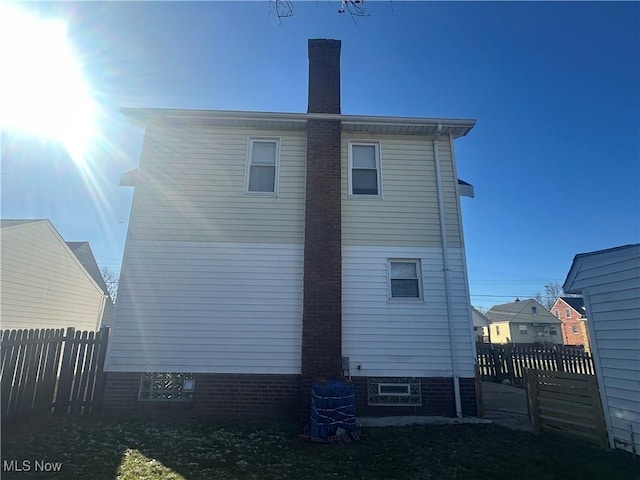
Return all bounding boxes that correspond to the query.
[0,4,96,167]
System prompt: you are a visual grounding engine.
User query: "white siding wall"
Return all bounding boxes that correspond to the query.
[105,241,303,374]
[566,245,640,453]
[342,246,475,377]
[0,222,105,331]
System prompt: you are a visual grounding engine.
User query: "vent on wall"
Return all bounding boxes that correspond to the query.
[367,377,421,406]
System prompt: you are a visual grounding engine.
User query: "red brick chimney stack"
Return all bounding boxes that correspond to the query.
[307,39,341,114]
[301,39,343,385]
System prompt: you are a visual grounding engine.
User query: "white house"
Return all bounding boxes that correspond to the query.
[0,219,112,331]
[563,244,640,453]
[104,39,478,418]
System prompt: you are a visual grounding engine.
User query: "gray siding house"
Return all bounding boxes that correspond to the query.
[564,244,640,453]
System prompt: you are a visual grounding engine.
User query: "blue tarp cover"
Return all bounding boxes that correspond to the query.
[310,380,356,439]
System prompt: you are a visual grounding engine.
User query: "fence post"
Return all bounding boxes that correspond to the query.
[554,347,564,373]
[504,345,515,383]
[91,326,110,413]
[525,368,541,431]
[55,327,76,414]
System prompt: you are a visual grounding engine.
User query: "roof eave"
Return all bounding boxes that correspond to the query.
[120,108,476,137]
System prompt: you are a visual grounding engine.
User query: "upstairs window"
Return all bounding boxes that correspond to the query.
[565,308,571,318]
[531,306,538,315]
[349,142,381,196]
[555,309,560,318]
[246,138,279,194]
[388,259,422,300]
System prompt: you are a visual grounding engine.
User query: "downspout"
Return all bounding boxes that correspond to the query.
[433,125,463,418]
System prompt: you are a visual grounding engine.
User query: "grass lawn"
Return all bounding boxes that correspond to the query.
[1,414,637,480]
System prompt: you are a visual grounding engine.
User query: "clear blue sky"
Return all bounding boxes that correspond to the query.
[2,1,638,310]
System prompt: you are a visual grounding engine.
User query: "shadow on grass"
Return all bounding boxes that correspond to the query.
[1,413,638,480]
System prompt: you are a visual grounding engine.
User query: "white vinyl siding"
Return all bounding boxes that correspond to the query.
[564,245,640,454]
[129,126,305,244]
[342,134,462,248]
[246,138,279,194]
[105,241,303,374]
[342,245,475,377]
[0,221,105,331]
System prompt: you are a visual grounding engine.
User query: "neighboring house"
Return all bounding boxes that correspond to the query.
[104,39,478,419]
[550,296,590,350]
[0,220,112,331]
[471,307,491,344]
[486,298,562,346]
[563,244,640,453]
[66,242,115,326]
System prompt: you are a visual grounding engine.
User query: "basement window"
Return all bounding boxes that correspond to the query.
[368,378,421,406]
[139,373,195,401]
[246,138,279,194]
[349,141,381,196]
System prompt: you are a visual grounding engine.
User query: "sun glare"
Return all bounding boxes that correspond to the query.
[0,4,95,167]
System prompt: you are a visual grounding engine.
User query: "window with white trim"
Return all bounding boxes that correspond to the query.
[388,259,422,299]
[519,324,528,335]
[246,138,279,194]
[565,308,571,318]
[349,142,381,196]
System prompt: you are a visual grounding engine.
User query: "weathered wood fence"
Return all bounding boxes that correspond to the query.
[477,344,595,385]
[1,327,109,421]
[525,369,608,448]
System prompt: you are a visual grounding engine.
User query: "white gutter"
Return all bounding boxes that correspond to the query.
[433,125,463,418]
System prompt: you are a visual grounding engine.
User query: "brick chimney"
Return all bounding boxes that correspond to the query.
[307,39,341,114]
[301,39,343,386]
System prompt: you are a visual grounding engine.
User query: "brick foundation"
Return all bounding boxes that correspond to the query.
[351,376,477,417]
[102,372,301,418]
[103,373,477,418]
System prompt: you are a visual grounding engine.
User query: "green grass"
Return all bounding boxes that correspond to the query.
[1,414,637,480]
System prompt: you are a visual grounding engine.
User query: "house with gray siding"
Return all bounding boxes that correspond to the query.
[564,244,640,453]
[104,39,478,418]
[0,219,111,331]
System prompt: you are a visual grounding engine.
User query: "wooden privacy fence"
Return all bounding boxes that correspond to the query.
[1,327,109,421]
[525,368,608,448]
[477,344,595,385]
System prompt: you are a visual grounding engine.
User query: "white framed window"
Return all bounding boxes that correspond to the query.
[388,259,422,300]
[565,308,571,318]
[348,141,381,196]
[519,324,528,335]
[245,138,279,194]
[571,325,579,334]
[555,309,560,318]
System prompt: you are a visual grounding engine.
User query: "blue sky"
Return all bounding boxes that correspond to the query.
[2,1,638,310]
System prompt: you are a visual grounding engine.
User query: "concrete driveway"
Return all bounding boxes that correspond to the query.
[481,381,534,432]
